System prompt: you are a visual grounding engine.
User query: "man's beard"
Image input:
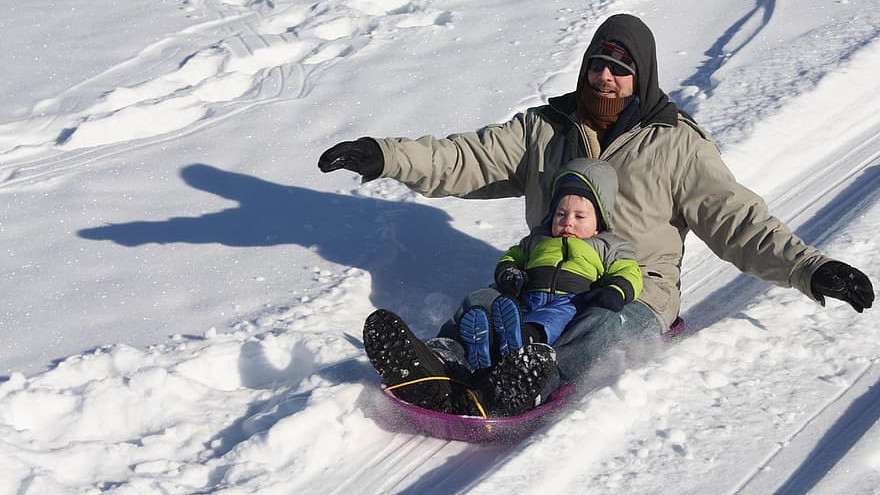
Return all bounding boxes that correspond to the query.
[577,86,628,131]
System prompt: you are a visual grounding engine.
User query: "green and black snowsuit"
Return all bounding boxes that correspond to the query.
[495,159,643,344]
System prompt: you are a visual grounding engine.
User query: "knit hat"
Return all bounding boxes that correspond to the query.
[588,41,636,75]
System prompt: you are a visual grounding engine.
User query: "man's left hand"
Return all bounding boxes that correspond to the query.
[811,260,874,313]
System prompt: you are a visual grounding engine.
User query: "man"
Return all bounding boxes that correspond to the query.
[318,14,874,414]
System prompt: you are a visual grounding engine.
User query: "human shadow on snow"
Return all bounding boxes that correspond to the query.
[78,163,502,335]
[77,163,505,471]
[669,0,776,114]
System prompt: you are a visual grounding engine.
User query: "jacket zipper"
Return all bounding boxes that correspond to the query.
[549,236,570,295]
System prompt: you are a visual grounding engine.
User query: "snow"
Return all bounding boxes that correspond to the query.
[2,0,879,493]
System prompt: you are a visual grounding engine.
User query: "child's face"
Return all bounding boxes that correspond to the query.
[551,195,599,238]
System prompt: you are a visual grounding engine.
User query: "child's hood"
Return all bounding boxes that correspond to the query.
[543,158,618,231]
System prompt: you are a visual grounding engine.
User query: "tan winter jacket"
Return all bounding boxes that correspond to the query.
[374,100,827,328]
[371,15,829,329]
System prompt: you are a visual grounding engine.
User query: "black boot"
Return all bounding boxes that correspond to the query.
[477,343,557,417]
[363,309,481,415]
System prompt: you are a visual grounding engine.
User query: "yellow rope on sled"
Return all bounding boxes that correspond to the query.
[386,376,489,419]
[464,388,489,420]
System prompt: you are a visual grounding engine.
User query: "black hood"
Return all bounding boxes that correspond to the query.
[577,14,678,126]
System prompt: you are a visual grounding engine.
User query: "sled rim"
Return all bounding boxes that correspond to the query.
[381,382,575,441]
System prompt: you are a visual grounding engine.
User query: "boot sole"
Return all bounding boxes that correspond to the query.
[491,297,523,357]
[459,308,492,370]
[363,309,457,412]
[485,344,557,417]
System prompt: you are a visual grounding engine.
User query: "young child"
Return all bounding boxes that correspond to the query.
[363,159,641,417]
[458,158,643,370]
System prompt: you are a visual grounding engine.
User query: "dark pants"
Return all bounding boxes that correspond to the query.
[430,287,664,386]
[552,298,663,382]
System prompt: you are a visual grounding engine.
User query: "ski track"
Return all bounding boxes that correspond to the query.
[0,0,452,190]
[731,360,880,495]
[324,434,456,495]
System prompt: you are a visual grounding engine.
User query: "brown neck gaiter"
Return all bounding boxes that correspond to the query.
[577,88,628,131]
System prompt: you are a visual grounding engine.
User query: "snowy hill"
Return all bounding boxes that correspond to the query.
[1,0,879,493]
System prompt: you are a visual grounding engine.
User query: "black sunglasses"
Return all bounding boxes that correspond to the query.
[588,58,632,77]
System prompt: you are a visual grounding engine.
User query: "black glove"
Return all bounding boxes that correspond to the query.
[811,260,874,313]
[576,286,625,312]
[495,264,528,297]
[317,138,383,180]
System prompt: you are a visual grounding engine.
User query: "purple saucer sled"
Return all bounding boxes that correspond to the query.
[382,383,575,443]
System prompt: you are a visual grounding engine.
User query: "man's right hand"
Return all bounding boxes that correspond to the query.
[811,260,874,313]
[317,138,383,180]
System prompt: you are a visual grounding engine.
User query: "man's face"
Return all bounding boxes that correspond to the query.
[586,61,635,98]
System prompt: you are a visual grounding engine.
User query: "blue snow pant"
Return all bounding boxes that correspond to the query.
[520,291,577,345]
[430,287,664,387]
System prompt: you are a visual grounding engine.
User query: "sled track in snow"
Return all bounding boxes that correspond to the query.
[729,360,880,495]
[0,97,277,190]
[771,127,880,245]
[324,431,519,495]
[325,434,454,495]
